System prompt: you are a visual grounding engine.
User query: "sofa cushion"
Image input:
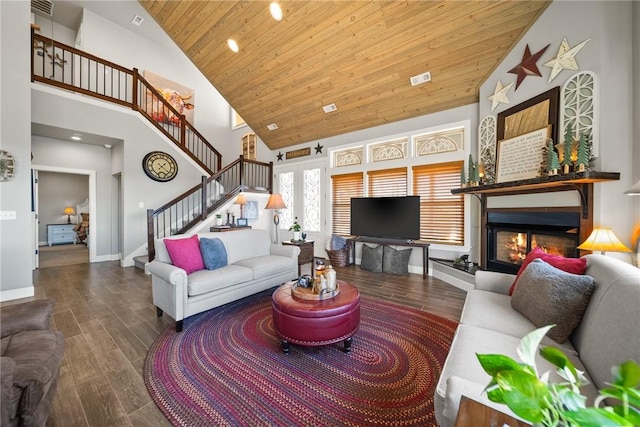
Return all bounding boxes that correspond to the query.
[461,290,577,355]
[509,247,587,295]
[200,238,228,271]
[382,246,412,275]
[217,229,271,264]
[235,255,296,280]
[511,259,595,343]
[187,265,253,297]
[360,244,383,272]
[164,235,205,274]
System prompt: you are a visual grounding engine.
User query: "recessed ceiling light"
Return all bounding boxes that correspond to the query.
[267,123,278,131]
[322,103,337,114]
[410,71,432,87]
[70,135,82,141]
[131,15,144,26]
[104,144,112,149]
[270,2,283,21]
[227,39,239,53]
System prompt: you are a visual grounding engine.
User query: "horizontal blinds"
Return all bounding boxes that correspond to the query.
[367,168,407,197]
[331,172,363,235]
[413,161,464,245]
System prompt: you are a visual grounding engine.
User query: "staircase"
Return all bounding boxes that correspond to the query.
[31,29,274,264]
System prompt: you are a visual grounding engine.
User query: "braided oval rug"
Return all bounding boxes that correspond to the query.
[143,289,457,426]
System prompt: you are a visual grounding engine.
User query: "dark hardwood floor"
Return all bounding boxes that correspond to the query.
[2,260,467,426]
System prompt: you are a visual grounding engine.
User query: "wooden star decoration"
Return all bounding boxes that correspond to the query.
[508,44,550,90]
[488,80,514,112]
[276,152,283,161]
[543,37,590,83]
[314,143,324,154]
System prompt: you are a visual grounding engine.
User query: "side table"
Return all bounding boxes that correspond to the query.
[454,396,529,427]
[282,240,314,276]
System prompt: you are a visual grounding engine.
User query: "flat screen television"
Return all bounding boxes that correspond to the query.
[350,196,421,241]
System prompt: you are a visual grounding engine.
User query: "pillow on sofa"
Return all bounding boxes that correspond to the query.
[200,238,228,271]
[511,259,595,343]
[360,244,383,272]
[164,235,205,274]
[382,246,412,275]
[509,247,587,295]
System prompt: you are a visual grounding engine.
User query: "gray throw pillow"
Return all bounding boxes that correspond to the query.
[382,246,412,275]
[360,244,383,272]
[200,237,228,271]
[511,258,595,343]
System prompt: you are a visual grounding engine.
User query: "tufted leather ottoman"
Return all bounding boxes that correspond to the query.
[272,280,360,353]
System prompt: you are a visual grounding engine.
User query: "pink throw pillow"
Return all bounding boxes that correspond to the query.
[509,247,587,295]
[164,235,205,274]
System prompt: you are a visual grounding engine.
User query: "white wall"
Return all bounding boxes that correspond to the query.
[0,1,33,300]
[632,1,640,262]
[478,0,636,263]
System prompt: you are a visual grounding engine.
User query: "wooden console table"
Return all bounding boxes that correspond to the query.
[210,225,251,232]
[347,236,430,278]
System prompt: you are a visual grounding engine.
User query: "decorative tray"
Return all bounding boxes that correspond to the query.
[291,282,340,301]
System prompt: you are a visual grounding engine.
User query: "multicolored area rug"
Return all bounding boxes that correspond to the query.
[143,289,457,426]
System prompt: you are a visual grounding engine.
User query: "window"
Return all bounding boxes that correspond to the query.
[413,161,464,245]
[367,168,407,197]
[232,109,246,129]
[331,172,363,235]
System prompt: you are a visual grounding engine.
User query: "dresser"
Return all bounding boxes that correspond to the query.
[47,224,76,246]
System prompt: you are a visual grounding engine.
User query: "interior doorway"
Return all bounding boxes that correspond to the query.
[31,165,97,269]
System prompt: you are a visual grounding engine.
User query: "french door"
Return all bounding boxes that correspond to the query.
[274,161,325,255]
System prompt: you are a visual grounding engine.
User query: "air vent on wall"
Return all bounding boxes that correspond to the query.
[31,0,53,17]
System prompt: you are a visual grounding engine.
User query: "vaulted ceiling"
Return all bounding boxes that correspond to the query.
[139,1,550,150]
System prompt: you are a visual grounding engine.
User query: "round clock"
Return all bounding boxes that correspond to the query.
[142,151,178,182]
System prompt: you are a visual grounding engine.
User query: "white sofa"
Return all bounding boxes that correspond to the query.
[434,254,640,426]
[146,229,300,332]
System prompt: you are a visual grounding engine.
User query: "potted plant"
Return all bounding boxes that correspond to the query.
[215,214,223,226]
[476,325,640,427]
[289,218,301,241]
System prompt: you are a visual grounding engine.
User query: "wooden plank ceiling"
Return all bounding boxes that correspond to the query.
[139,1,550,150]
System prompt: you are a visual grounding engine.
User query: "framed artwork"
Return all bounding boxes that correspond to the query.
[242,133,257,160]
[245,201,259,221]
[144,70,195,125]
[496,126,551,183]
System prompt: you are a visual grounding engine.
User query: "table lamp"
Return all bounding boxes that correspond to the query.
[64,207,75,224]
[235,193,247,219]
[264,193,287,243]
[577,227,632,255]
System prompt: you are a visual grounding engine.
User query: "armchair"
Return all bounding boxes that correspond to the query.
[1,299,65,426]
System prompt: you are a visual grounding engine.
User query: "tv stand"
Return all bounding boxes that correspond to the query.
[348,236,430,279]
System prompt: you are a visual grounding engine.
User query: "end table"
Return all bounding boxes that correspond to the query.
[282,240,314,276]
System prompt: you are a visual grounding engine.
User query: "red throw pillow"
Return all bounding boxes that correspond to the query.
[164,235,205,274]
[509,247,587,295]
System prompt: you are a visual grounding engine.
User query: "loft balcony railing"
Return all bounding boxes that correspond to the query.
[147,156,273,261]
[31,29,221,174]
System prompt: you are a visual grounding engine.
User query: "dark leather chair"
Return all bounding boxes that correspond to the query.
[1,300,65,426]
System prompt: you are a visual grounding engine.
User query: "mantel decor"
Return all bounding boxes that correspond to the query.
[496,126,551,183]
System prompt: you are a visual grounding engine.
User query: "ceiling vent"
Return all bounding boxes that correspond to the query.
[267,123,278,131]
[410,71,432,87]
[322,103,337,114]
[131,15,144,26]
[31,0,53,17]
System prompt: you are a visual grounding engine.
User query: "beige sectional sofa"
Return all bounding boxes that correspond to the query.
[435,254,640,426]
[146,229,300,332]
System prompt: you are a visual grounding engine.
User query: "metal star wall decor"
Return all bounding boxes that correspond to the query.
[508,43,550,90]
[314,143,324,154]
[543,37,590,83]
[276,152,283,161]
[488,80,514,112]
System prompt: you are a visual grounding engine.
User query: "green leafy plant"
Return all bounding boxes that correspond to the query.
[477,325,640,427]
[289,217,301,232]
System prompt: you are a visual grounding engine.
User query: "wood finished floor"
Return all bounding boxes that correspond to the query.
[4,260,467,426]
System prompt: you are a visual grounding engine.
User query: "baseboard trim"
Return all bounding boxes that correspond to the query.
[0,286,35,302]
[431,268,474,293]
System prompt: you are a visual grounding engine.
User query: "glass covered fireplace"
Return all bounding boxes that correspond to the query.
[486,211,580,274]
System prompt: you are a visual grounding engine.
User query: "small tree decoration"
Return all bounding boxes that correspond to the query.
[547,139,560,176]
[460,164,467,188]
[562,128,574,174]
[483,157,496,185]
[468,154,479,186]
[576,132,590,172]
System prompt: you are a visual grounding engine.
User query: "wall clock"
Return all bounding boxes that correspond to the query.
[142,151,178,182]
[0,150,15,182]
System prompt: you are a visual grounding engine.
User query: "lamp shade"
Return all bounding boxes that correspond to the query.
[577,228,632,254]
[264,193,286,210]
[63,207,75,215]
[624,179,640,196]
[235,194,247,205]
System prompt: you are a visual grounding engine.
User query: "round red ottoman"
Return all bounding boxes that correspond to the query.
[272,280,360,353]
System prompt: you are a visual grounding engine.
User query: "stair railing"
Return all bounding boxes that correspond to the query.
[147,157,273,261]
[31,29,221,174]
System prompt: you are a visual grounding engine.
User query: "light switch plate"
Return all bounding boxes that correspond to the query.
[0,211,17,220]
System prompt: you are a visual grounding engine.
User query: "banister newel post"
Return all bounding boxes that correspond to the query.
[132,68,139,111]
